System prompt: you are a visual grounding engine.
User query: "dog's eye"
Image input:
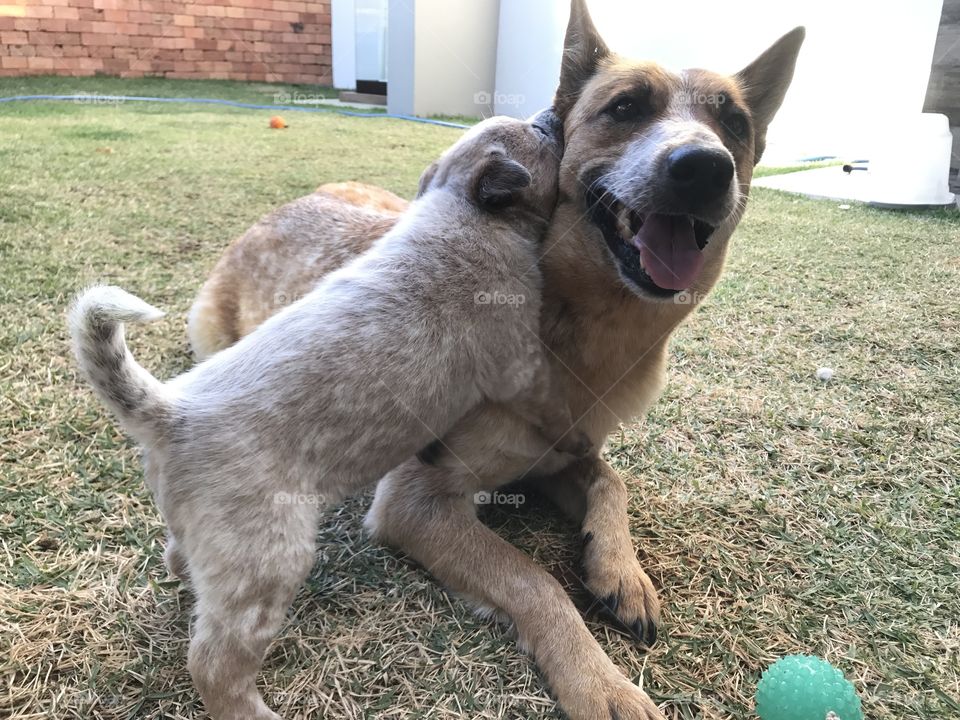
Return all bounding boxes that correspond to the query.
[723,112,749,139]
[606,94,645,122]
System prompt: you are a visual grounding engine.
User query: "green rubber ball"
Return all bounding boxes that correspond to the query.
[756,655,863,720]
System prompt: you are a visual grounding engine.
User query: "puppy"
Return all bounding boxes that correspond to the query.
[69,110,586,720]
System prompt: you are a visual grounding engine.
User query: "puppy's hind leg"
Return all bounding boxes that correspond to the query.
[186,498,318,720]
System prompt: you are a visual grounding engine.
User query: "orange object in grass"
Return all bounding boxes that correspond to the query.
[269,116,287,129]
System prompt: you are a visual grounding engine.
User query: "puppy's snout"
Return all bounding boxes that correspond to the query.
[666,145,734,210]
[530,107,563,144]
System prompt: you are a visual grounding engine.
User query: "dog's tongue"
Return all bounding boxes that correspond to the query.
[632,214,704,291]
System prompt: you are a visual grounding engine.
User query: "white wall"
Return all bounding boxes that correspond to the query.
[387,0,500,117]
[495,0,566,118]
[495,0,945,163]
[414,0,500,117]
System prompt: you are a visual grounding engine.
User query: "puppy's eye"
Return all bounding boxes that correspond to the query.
[605,94,645,122]
[723,112,749,139]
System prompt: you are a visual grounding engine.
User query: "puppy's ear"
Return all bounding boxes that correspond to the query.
[735,27,805,164]
[554,0,610,118]
[473,155,532,208]
[416,161,440,198]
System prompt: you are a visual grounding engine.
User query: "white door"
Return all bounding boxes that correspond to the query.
[355,0,388,93]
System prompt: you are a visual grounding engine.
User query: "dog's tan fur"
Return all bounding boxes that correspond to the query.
[188,186,408,361]
[186,3,804,717]
[187,194,402,361]
[315,180,410,214]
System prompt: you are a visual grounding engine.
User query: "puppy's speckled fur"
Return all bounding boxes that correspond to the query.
[69,114,588,720]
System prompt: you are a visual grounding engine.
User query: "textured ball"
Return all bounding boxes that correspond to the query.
[269,115,288,129]
[756,655,862,720]
[815,367,834,381]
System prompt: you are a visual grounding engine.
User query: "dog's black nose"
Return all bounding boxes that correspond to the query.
[667,145,734,209]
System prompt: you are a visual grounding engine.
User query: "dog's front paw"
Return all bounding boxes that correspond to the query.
[563,677,664,720]
[581,531,660,647]
[604,680,664,720]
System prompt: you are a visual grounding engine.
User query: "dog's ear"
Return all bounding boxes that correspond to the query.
[554,0,610,118]
[472,154,532,208]
[735,26,805,164]
[416,161,440,198]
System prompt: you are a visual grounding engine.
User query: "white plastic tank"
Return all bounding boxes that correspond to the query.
[866,113,956,208]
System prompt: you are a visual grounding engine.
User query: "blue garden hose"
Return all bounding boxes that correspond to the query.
[0,94,471,129]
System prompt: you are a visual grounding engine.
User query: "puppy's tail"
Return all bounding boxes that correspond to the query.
[68,285,171,446]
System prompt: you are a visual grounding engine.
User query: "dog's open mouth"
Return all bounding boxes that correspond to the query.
[586,183,715,297]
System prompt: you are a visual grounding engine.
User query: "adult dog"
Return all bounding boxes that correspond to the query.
[189,2,804,717]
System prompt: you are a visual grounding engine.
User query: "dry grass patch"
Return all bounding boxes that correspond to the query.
[1,77,958,719]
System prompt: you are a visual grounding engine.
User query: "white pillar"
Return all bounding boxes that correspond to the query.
[387,0,415,115]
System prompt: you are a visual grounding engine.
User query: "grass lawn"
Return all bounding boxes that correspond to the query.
[753,160,845,178]
[1,76,958,720]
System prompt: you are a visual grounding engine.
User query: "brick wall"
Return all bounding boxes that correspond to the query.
[0,0,332,85]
